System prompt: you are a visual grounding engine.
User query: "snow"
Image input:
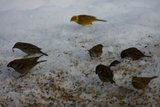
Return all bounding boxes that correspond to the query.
[0,0,160,106]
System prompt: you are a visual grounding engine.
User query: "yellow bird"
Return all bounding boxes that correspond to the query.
[70,15,107,26]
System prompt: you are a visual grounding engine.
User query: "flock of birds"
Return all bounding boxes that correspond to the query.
[7,15,158,91]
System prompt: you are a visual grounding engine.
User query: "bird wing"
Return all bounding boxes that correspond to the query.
[132,79,146,89]
[78,15,96,25]
[101,67,113,78]
[137,77,150,86]
[91,46,101,53]
[79,15,96,20]
[24,43,41,50]
[129,48,144,56]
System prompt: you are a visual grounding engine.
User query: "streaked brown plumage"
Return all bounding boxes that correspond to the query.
[12,42,48,56]
[95,64,115,84]
[88,44,103,58]
[7,55,46,74]
[121,47,151,60]
[70,15,107,26]
[132,76,158,90]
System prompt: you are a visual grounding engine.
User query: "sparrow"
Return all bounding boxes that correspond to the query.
[70,15,107,26]
[132,76,158,90]
[7,55,46,74]
[95,64,115,84]
[88,44,103,58]
[12,42,48,56]
[120,47,151,60]
[109,60,121,67]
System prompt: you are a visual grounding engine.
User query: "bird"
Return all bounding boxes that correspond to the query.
[70,15,107,26]
[95,64,115,84]
[109,60,121,67]
[120,47,151,60]
[88,44,103,58]
[7,55,46,74]
[132,76,158,90]
[12,42,48,56]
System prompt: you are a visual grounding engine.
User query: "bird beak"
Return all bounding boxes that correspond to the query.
[7,63,10,67]
[12,48,14,52]
[70,18,73,22]
[95,71,98,74]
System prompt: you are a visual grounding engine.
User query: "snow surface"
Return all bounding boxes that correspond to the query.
[0,0,160,106]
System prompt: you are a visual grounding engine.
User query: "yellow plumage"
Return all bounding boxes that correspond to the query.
[70,15,106,26]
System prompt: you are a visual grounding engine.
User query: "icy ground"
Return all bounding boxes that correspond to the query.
[0,0,160,107]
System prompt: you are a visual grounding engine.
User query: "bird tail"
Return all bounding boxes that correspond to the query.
[37,60,47,63]
[151,76,158,80]
[34,55,43,61]
[96,19,107,22]
[40,51,48,56]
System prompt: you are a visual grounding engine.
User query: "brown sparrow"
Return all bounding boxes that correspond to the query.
[12,42,48,56]
[95,64,115,83]
[132,76,158,90]
[7,55,46,74]
[71,15,106,26]
[88,44,103,58]
[121,47,151,60]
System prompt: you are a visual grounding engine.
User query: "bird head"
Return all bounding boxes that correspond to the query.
[97,44,103,49]
[132,76,137,81]
[70,16,78,22]
[95,64,105,74]
[7,61,15,68]
[12,42,23,52]
[120,51,127,58]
